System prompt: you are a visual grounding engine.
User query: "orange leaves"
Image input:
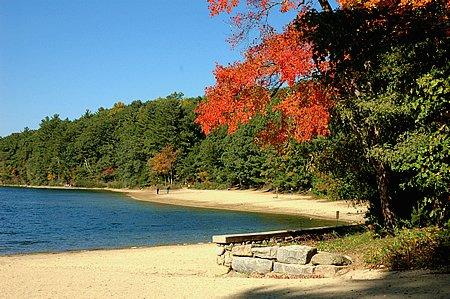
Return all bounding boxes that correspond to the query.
[202,0,444,146]
[196,25,335,143]
[208,0,304,16]
[199,0,336,144]
[281,0,299,12]
[197,61,271,134]
[261,24,314,86]
[207,0,239,16]
[149,145,178,175]
[196,20,323,140]
[275,82,334,142]
[255,83,334,146]
[337,0,434,9]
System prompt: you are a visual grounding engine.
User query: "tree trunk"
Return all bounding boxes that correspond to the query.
[317,0,332,12]
[375,161,396,230]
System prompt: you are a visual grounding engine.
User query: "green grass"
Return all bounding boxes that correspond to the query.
[314,227,449,270]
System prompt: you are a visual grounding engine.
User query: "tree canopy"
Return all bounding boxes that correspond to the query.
[199,0,449,229]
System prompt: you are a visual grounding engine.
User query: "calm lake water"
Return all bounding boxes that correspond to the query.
[0,186,336,255]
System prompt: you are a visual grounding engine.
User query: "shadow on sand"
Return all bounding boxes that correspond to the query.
[233,270,450,298]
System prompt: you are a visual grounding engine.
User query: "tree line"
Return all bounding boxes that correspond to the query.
[0,93,316,192]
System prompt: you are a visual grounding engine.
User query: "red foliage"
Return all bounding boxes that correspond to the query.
[207,0,239,15]
[276,82,334,141]
[338,0,434,9]
[196,9,334,143]
[207,0,302,16]
[202,1,441,144]
[202,0,425,143]
[102,167,115,175]
[149,145,178,175]
[207,0,436,13]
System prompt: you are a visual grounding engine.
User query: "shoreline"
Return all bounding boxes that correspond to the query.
[1,184,366,223]
[0,241,211,258]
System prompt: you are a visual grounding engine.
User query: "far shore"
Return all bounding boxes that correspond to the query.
[1,184,366,223]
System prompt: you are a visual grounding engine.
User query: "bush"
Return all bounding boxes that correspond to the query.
[190,181,229,190]
[374,227,449,270]
[106,181,127,189]
[73,179,105,188]
[316,227,449,271]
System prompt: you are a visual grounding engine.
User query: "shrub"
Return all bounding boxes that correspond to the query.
[374,227,449,270]
[316,227,449,270]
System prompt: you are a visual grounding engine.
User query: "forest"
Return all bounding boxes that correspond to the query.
[1,0,449,230]
[0,92,321,192]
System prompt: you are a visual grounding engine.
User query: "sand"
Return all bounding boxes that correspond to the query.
[1,243,448,298]
[122,188,367,223]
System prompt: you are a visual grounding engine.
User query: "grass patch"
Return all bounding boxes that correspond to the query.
[314,227,449,271]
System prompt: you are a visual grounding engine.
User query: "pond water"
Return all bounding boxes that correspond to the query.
[0,186,337,255]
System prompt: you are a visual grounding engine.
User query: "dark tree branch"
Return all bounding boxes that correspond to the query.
[317,0,332,12]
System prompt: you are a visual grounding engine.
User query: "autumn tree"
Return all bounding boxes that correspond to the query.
[149,145,179,185]
[198,0,449,229]
[200,0,441,141]
[197,4,334,144]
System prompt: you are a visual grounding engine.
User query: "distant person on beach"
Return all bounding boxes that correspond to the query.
[156,187,159,195]
[167,186,170,194]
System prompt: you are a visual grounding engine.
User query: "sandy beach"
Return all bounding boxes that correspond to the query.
[1,243,448,298]
[122,188,366,223]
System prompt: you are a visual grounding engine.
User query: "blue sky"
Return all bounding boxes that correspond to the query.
[0,0,300,137]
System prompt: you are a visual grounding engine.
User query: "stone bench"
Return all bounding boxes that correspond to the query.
[213,224,365,244]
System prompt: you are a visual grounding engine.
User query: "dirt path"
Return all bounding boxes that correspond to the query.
[1,243,448,298]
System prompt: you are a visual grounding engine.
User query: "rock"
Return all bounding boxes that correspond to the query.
[216,246,225,256]
[231,257,273,274]
[344,255,353,264]
[314,265,347,277]
[273,262,315,276]
[252,246,278,259]
[216,255,225,265]
[213,265,231,276]
[231,244,253,257]
[224,244,233,250]
[276,245,317,264]
[224,251,232,267]
[311,252,352,266]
